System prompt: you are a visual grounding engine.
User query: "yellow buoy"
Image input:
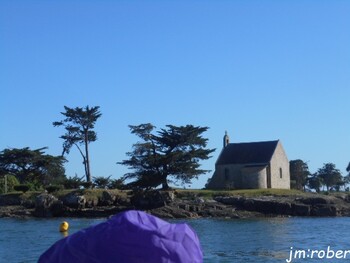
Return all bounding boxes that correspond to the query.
[59,221,69,232]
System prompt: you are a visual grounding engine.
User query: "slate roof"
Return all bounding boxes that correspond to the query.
[216,140,279,165]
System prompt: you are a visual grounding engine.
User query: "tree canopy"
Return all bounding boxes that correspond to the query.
[289,159,310,190]
[315,163,343,191]
[118,123,215,189]
[307,173,323,193]
[53,105,102,183]
[0,147,66,188]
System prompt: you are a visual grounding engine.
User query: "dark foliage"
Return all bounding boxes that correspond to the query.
[81,181,93,189]
[14,184,30,193]
[290,159,310,190]
[316,163,342,191]
[63,175,84,189]
[108,178,125,189]
[0,147,66,187]
[93,176,112,189]
[119,123,215,189]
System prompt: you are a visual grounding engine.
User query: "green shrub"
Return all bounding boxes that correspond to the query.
[0,174,20,194]
[24,180,44,191]
[13,184,30,193]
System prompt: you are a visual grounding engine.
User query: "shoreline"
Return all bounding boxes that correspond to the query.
[1,189,350,219]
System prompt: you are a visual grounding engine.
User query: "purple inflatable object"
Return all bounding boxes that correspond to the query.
[38,210,203,263]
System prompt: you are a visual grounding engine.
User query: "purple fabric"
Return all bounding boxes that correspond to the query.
[38,210,203,263]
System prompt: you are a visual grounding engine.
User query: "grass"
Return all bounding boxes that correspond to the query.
[175,188,308,199]
[0,191,42,204]
[52,188,129,201]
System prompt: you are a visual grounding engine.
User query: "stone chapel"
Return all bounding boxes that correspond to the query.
[207,132,290,189]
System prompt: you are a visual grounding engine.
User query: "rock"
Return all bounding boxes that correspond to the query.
[215,196,318,216]
[195,197,205,204]
[311,205,338,216]
[34,193,65,217]
[35,193,57,208]
[242,199,255,211]
[98,190,116,206]
[0,205,34,218]
[178,204,190,211]
[241,199,292,215]
[50,201,66,217]
[333,193,348,201]
[85,198,99,208]
[131,190,166,209]
[117,196,131,206]
[0,194,22,206]
[214,196,244,207]
[149,205,198,219]
[160,190,175,204]
[22,199,35,209]
[3,189,350,218]
[298,197,330,205]
[292,204,310,216]
[334,194,350,203]
[273,201,292,215]
[62,192,86,209]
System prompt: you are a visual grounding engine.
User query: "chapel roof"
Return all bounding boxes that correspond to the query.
[216,140,279,165]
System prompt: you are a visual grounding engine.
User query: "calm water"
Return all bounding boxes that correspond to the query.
[1,216,350,263]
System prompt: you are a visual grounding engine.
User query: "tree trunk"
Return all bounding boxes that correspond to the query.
[84,130,91,183]
[162,177,169,189]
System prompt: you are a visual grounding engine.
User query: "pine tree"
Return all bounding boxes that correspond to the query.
[53,105,101,183]
[119,123,215,189]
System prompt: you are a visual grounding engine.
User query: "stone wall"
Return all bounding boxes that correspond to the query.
[207,164,244,189]
[269,141,290,189]
[241,166,267,189]
[208,163,268,189]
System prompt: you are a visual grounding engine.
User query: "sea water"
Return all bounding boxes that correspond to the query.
[1,216,350,263]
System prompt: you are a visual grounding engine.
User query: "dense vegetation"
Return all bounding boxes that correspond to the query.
[290,160,349,192]
[0,147,66,193]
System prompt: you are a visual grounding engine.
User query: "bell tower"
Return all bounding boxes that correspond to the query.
[223,131,230,148]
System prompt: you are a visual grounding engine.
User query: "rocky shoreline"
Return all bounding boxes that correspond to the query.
[1,190,350,219]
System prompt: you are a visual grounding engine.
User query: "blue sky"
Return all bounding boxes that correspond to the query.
[1,1,349,189]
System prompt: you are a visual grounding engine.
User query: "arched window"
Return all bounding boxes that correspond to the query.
[279,167,283,179]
